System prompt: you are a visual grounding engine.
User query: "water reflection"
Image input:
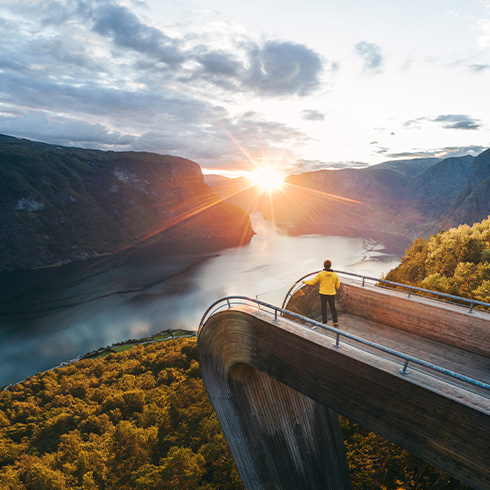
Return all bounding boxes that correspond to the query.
[0,214,400,386]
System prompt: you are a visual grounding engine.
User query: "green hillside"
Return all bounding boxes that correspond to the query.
[0,338,468,490]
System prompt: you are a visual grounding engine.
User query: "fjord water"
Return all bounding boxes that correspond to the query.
[0,215,401,386]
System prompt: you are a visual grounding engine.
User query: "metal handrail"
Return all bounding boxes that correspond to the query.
[282,269,490,313]
[198,295,490,393]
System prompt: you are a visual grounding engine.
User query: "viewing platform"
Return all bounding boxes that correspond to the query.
[197,271,490,490]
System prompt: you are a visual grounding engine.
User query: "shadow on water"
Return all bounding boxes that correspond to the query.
[0,215,403,386]
[0,239,225,322]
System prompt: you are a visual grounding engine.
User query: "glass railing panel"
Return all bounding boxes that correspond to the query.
[255,285,292,308]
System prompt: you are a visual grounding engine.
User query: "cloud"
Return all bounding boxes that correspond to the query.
[403,118,424,129]
[195,50,242,77]
[2,0,327,102]
[29,0,325,97]
[386,146,487,160]
[435,146,487,158]
[0,0,328,172]
[153,38,326,96]
[289,159,368,173]
[469,64,490,72]
[385,150,441,159]
[0,69,190,123]
[127,111,310,170]
[354,41,384,74]
[476,18,490,49]
[404,114,481,131]
[433,114,481,130]
[302,110,325,121]
[0,112,135,147]
[89,2,184,66]
[243,41,324,96]
[6,0,184,67]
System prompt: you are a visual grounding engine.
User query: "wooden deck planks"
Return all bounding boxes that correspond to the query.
[326,311,490,396]
[339,278,490,357]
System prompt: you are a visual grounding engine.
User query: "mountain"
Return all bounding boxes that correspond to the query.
[203,174,257,211]
[280,153,487,244]
[362,157,441,199]
[364,157,441,179]
[440,148,490,230]
[203,174,287,216]
[3,133,488,269]
[205,152,489,254]
[0,134,254,271]
[395,156,475,234]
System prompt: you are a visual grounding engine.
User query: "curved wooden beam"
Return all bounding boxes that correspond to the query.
[198,304,490,490]
[198,307,352,490]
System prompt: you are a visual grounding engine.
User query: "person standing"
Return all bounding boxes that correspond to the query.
[302,260,340,327]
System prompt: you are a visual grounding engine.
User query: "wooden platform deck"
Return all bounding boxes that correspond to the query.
[286,275,490,403]
[312,310,490,400]
[198,278,490,490]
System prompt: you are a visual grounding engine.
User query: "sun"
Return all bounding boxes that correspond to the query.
[248,166,286,193]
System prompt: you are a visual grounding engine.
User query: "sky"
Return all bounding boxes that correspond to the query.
[1,0,490,177]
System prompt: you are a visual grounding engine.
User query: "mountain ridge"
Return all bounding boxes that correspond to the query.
[0,134,254,271]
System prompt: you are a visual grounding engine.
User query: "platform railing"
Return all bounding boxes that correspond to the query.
[198,294,490,393]
[282,270,490,313]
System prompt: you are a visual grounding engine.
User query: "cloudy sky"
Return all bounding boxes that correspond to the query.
[1,0,490,176]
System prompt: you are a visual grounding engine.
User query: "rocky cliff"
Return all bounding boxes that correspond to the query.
[0,134,254,271]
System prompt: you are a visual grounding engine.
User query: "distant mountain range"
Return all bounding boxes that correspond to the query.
[0,134,253,271]
[205,149,490,253]
[2,133,489,270]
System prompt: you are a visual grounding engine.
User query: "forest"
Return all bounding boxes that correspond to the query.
[385,216,490,305]
[0,337,469,489]
[3,217,489,489]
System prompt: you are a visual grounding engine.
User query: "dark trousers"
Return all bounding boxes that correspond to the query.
[320,294,337,324]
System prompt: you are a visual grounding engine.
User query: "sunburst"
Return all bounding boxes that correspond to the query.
[247,166,286,193]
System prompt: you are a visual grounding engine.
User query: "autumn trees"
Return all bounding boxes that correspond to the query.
[0,339,242,490]
[385,216,490,305]
[0,334,471,489]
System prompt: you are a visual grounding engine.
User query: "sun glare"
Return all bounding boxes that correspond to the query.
[248,166,285,193]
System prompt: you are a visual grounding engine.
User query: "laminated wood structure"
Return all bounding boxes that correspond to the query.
[198,275,490,490]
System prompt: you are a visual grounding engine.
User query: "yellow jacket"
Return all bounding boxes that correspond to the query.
[303,270,340,295]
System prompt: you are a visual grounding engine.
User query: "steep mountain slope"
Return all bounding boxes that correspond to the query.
[440,148,490,229]
[203,174,258,212]
[279,167,395,228]
[0,135,254,271]
[443,178,490,229]
[395,156,475,233]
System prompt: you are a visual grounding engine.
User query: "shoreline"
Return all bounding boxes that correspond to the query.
[276,222,411,256]
[2,328,197,391]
